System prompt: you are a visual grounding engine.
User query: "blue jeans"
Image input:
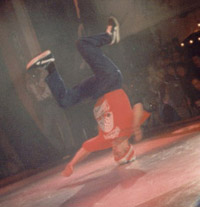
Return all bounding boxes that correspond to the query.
[46,33,122,108]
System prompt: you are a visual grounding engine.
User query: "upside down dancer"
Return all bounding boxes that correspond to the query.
[26,17,150,177]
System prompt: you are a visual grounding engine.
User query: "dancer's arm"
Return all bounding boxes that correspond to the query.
[132,103,144,142]
[62,147,90,177]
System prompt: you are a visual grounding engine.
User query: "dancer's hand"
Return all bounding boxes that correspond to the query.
[61,164,73,177]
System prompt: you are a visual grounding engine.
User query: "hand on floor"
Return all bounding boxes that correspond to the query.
[61,164,73,177]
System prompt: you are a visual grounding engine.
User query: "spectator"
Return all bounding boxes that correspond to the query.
[189,77,200,114]
[191,53,200,79]
[159,64,182,123]
[175,62,193,118]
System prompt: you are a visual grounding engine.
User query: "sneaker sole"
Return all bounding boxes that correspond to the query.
[26,50,52,70]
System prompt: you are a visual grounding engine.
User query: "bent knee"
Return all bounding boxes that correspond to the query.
[110,70,123,87]
[76,38,87,51]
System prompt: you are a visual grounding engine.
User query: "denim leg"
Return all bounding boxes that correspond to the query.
[46,33,123,108]
[45,63,80,107]
[76,33,120,75]
[45,63,98,107]
[76,33,122,98]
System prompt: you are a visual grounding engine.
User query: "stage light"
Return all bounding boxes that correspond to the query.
[198,37,200,41]
[198,23,200,27]
[180,43,184,47]
[189,40,194,44]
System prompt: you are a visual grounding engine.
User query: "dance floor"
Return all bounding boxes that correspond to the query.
[1,121,200,207]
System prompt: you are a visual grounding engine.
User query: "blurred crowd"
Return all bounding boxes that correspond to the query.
[130,39,200,129]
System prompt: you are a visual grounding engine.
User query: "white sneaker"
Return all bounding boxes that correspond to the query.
[108,16,120,45]
[26,50,55,70]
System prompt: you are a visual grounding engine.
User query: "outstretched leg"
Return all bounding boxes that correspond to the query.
[26,17,122,107]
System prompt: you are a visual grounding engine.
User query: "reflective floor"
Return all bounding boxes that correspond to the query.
[1,121,200,207]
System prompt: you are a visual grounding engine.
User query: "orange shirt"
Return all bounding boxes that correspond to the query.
[93,89,133,140]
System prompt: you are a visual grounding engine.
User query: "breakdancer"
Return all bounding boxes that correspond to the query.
[26,17,149,177]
